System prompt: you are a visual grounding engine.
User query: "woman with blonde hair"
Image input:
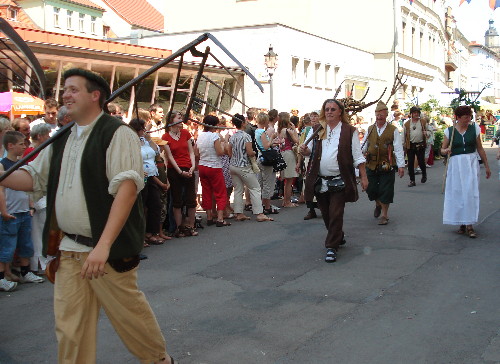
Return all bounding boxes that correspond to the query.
[277,112,299,207]
[0,117,12,158]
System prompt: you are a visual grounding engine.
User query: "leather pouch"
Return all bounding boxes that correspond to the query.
[108,255,140,273]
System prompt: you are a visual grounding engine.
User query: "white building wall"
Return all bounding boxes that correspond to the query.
[20,0,104,38]
[141,24,380,117]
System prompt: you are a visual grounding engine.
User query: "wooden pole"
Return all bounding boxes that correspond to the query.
[441,123,456,194]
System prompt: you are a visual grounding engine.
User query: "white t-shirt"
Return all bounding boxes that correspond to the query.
[197,131,222,168]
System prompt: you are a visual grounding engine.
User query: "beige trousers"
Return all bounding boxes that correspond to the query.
[54,251,167,364]
[230,164,264,214]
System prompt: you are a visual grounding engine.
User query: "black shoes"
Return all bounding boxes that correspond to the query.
[421,176,427,183]
[408,181,416,187]
[303,210,317,220]
[325,249,337,263]
[374,205,381,218]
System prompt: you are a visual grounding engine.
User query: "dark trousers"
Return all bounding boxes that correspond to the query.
[407,143,426,182]
[315,190,346,250]
[141,177,162,234]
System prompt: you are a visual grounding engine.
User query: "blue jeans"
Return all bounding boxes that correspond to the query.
[0,211,33,262]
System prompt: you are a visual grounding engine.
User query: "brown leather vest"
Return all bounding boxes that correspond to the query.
[366,123,397,171]
[304,122,358,203]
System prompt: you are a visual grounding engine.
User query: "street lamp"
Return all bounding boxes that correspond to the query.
[264,45,278,109]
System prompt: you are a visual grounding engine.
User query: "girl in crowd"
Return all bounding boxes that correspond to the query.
[23,123,53,273]
[0,117,13,158]
[228,114,273,222]
[441,105,491,238]
[255,112,279,215]
[129,118,170,245]
[218,116,235,219]
[162,112,198,237]
[196,115,230,227]
[277,112,299,207]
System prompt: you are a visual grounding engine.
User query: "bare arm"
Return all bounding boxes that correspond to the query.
[80,179,138,279]
[245,141,255,157]
[214,138,225,156]
[0,168,34,192]
[475,135,491,179]
[187,140,196,175]
[260,132,271,150]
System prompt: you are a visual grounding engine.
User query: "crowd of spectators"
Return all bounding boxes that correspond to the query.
[2,95,499,291]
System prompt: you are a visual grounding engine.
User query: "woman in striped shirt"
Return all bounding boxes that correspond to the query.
[228,114,273,222]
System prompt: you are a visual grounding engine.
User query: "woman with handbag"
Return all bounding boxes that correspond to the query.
[277,112,299,207]
[255,112,280,215]
[300,99,368,263]
[228,114,273,222]
[441,105,491,238]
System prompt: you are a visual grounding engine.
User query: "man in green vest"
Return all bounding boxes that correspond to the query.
[363,101,405,225]
[0,68,174,364]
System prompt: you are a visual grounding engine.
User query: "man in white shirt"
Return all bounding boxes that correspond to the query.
[0,68,173,364]
[362,101,405,225]
[31,98,58,131]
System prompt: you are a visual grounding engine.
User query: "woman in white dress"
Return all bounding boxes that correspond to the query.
[441,105,491,238]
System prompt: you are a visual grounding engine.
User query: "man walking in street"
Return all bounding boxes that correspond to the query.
[0,68,173,364]
[363,101,405,225]
[403,106,428,187]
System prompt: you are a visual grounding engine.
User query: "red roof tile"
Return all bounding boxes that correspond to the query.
[7,26,172,59]
[103,0,163,32]
[62,0,105,12]
[0,1,40,30]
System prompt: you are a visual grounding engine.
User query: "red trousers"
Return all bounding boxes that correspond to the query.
[198,165,227,211]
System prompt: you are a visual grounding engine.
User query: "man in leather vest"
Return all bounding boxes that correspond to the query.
[403,106,428,187]
[0,69,173,364]
[300,99,368,263]
[363,101,405,225]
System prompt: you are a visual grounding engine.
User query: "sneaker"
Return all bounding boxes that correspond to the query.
[0,278,17,291]
[325,249,337,263]
[19,271,44,284]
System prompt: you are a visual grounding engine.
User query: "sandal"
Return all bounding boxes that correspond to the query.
[235,215,251,221]
[183,225,198,237]
[282,203,298,208]
[206,219,217,226]
[263,207,279,215]
[244,204,252,211]
[216,220,231,227]
[143,241,151,248]
[457,225,466,234]
[174,227,186,238]
[145,234,165,245]
[466,227,476,239]
[256,215,274,222]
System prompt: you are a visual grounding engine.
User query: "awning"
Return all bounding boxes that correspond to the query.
[0,91,44,115]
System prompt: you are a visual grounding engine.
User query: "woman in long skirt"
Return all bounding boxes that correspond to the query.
[441,105,491,238]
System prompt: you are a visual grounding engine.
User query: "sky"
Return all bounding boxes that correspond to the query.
[447,0,500,43]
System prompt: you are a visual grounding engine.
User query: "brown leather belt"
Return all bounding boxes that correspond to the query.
[64,233,94,247]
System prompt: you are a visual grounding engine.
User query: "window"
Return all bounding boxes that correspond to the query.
[304,60,311,87]
[402,22,406,54]
[292,57,299,85]
[325,64,331,89]
[91,16,96,34]
[314,62,321,87]
[103,25,110,38]
[54,7,60,28]
[67,10,73,30]
[79,13,85,32]
[8,8,18,21]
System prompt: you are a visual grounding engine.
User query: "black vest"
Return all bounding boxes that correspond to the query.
[43,113,145,259]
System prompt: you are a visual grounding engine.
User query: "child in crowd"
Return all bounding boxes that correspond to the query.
[0,131,44,292]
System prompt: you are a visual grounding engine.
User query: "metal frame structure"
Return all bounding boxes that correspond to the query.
[0,28,263,181]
